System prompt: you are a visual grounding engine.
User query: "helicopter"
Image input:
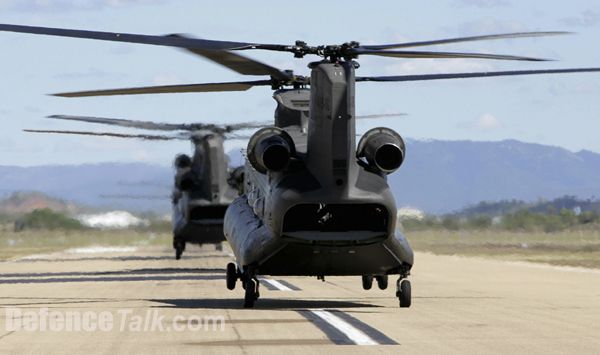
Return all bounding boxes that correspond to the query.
[25,114,264,259]
[2,24,600,308]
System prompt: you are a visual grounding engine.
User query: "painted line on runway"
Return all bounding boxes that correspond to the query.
[298,309,397,345]
[276,279,301,290]
[260,278,301,291]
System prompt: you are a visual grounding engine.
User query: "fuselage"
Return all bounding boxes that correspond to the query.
[224,61,413,276]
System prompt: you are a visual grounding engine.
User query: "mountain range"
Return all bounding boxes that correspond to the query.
[1,139,598,214]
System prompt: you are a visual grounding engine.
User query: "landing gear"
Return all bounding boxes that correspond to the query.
[362,275,373,290]
[244,278,258,308]
[396,279,411,308]
[230,266,259,308]
[376,275,388,290]
[226,263,238,290]
[174,240,186,260]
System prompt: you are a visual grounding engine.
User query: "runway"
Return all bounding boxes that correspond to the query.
[1,245,599,354]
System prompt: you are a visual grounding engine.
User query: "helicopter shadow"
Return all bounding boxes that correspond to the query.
[12,255,228,263]
[150,298,381,310]
[0,267,225,279]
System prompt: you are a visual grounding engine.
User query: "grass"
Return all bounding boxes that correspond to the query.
[3,221,600,269]
[0,223,171,260]
[404,227,600,269]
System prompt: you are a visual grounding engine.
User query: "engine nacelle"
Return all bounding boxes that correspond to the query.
[247,127,296,174]
[357,127,405,174]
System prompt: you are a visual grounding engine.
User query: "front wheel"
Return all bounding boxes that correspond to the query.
[226,263,237,290]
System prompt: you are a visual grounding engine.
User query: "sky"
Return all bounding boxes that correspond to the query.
[0,0,599,166]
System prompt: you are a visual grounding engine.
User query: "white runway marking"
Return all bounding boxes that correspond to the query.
[309,309,378,346]
[66,246,138,254]
[261,278,293,291]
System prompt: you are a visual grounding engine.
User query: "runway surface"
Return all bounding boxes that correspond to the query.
[1,245,599,354]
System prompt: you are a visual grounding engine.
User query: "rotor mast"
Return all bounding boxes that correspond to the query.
[306,60,356,189]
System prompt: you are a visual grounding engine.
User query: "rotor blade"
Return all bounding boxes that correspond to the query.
[23,129,183,141]
[350,48,549,62]
[356,113,407,119]
[361,31,571,50]
[48,115,269,133]
[100,194,169,200]
[0,23,263,51]
[52,80,272,98]
[224,121,271,131]
[225,133,253,140]
[169,34,291,81]
[49,114,204,131]
[356,67,600,83]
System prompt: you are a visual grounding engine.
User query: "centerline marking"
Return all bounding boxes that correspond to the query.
[298,309,398,346]
[260,278,301,291]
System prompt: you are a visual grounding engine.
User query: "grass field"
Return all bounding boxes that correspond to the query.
[405,228,600,269]
[0,223,171,260]
[3,222,600,269]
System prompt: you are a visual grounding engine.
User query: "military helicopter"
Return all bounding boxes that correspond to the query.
[25,114,264,259]
[2,24,600,308]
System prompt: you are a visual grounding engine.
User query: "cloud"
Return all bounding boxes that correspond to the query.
[453,0,511,8]
[0,0,167,13]
[457,113,502,131]
[476,113,501,130]
[560,10,600,28]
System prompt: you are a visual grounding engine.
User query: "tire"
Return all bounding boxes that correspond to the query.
[174,241,184,260]
[399,280,411,308]
[244,279,256,308]
[362,275,373,290]
[376,275,388,290]
[226,263,237,290]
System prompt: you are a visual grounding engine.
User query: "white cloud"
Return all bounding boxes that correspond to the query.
[457,113,503,131]
[476,113,501,130]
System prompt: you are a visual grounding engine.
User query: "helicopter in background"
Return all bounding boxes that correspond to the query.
[25,114,264,259]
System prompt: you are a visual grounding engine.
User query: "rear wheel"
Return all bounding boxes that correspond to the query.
[362,275,373,290]
[244,279,256,308]
[226,263,237,290]
[376,275,388,290]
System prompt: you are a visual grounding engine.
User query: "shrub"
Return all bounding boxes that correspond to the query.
[14,209,85,232]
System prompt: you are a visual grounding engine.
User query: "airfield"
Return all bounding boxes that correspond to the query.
[1,245,599,354]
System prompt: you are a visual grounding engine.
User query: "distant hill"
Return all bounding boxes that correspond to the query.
[0,191,79,215]
[0,139,599,214]
[0,163,172,213]
[452,196,600,218]
[390,139,600,213]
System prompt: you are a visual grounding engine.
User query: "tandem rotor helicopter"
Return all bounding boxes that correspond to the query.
[2,23,600,308]
[25,114,263,260]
